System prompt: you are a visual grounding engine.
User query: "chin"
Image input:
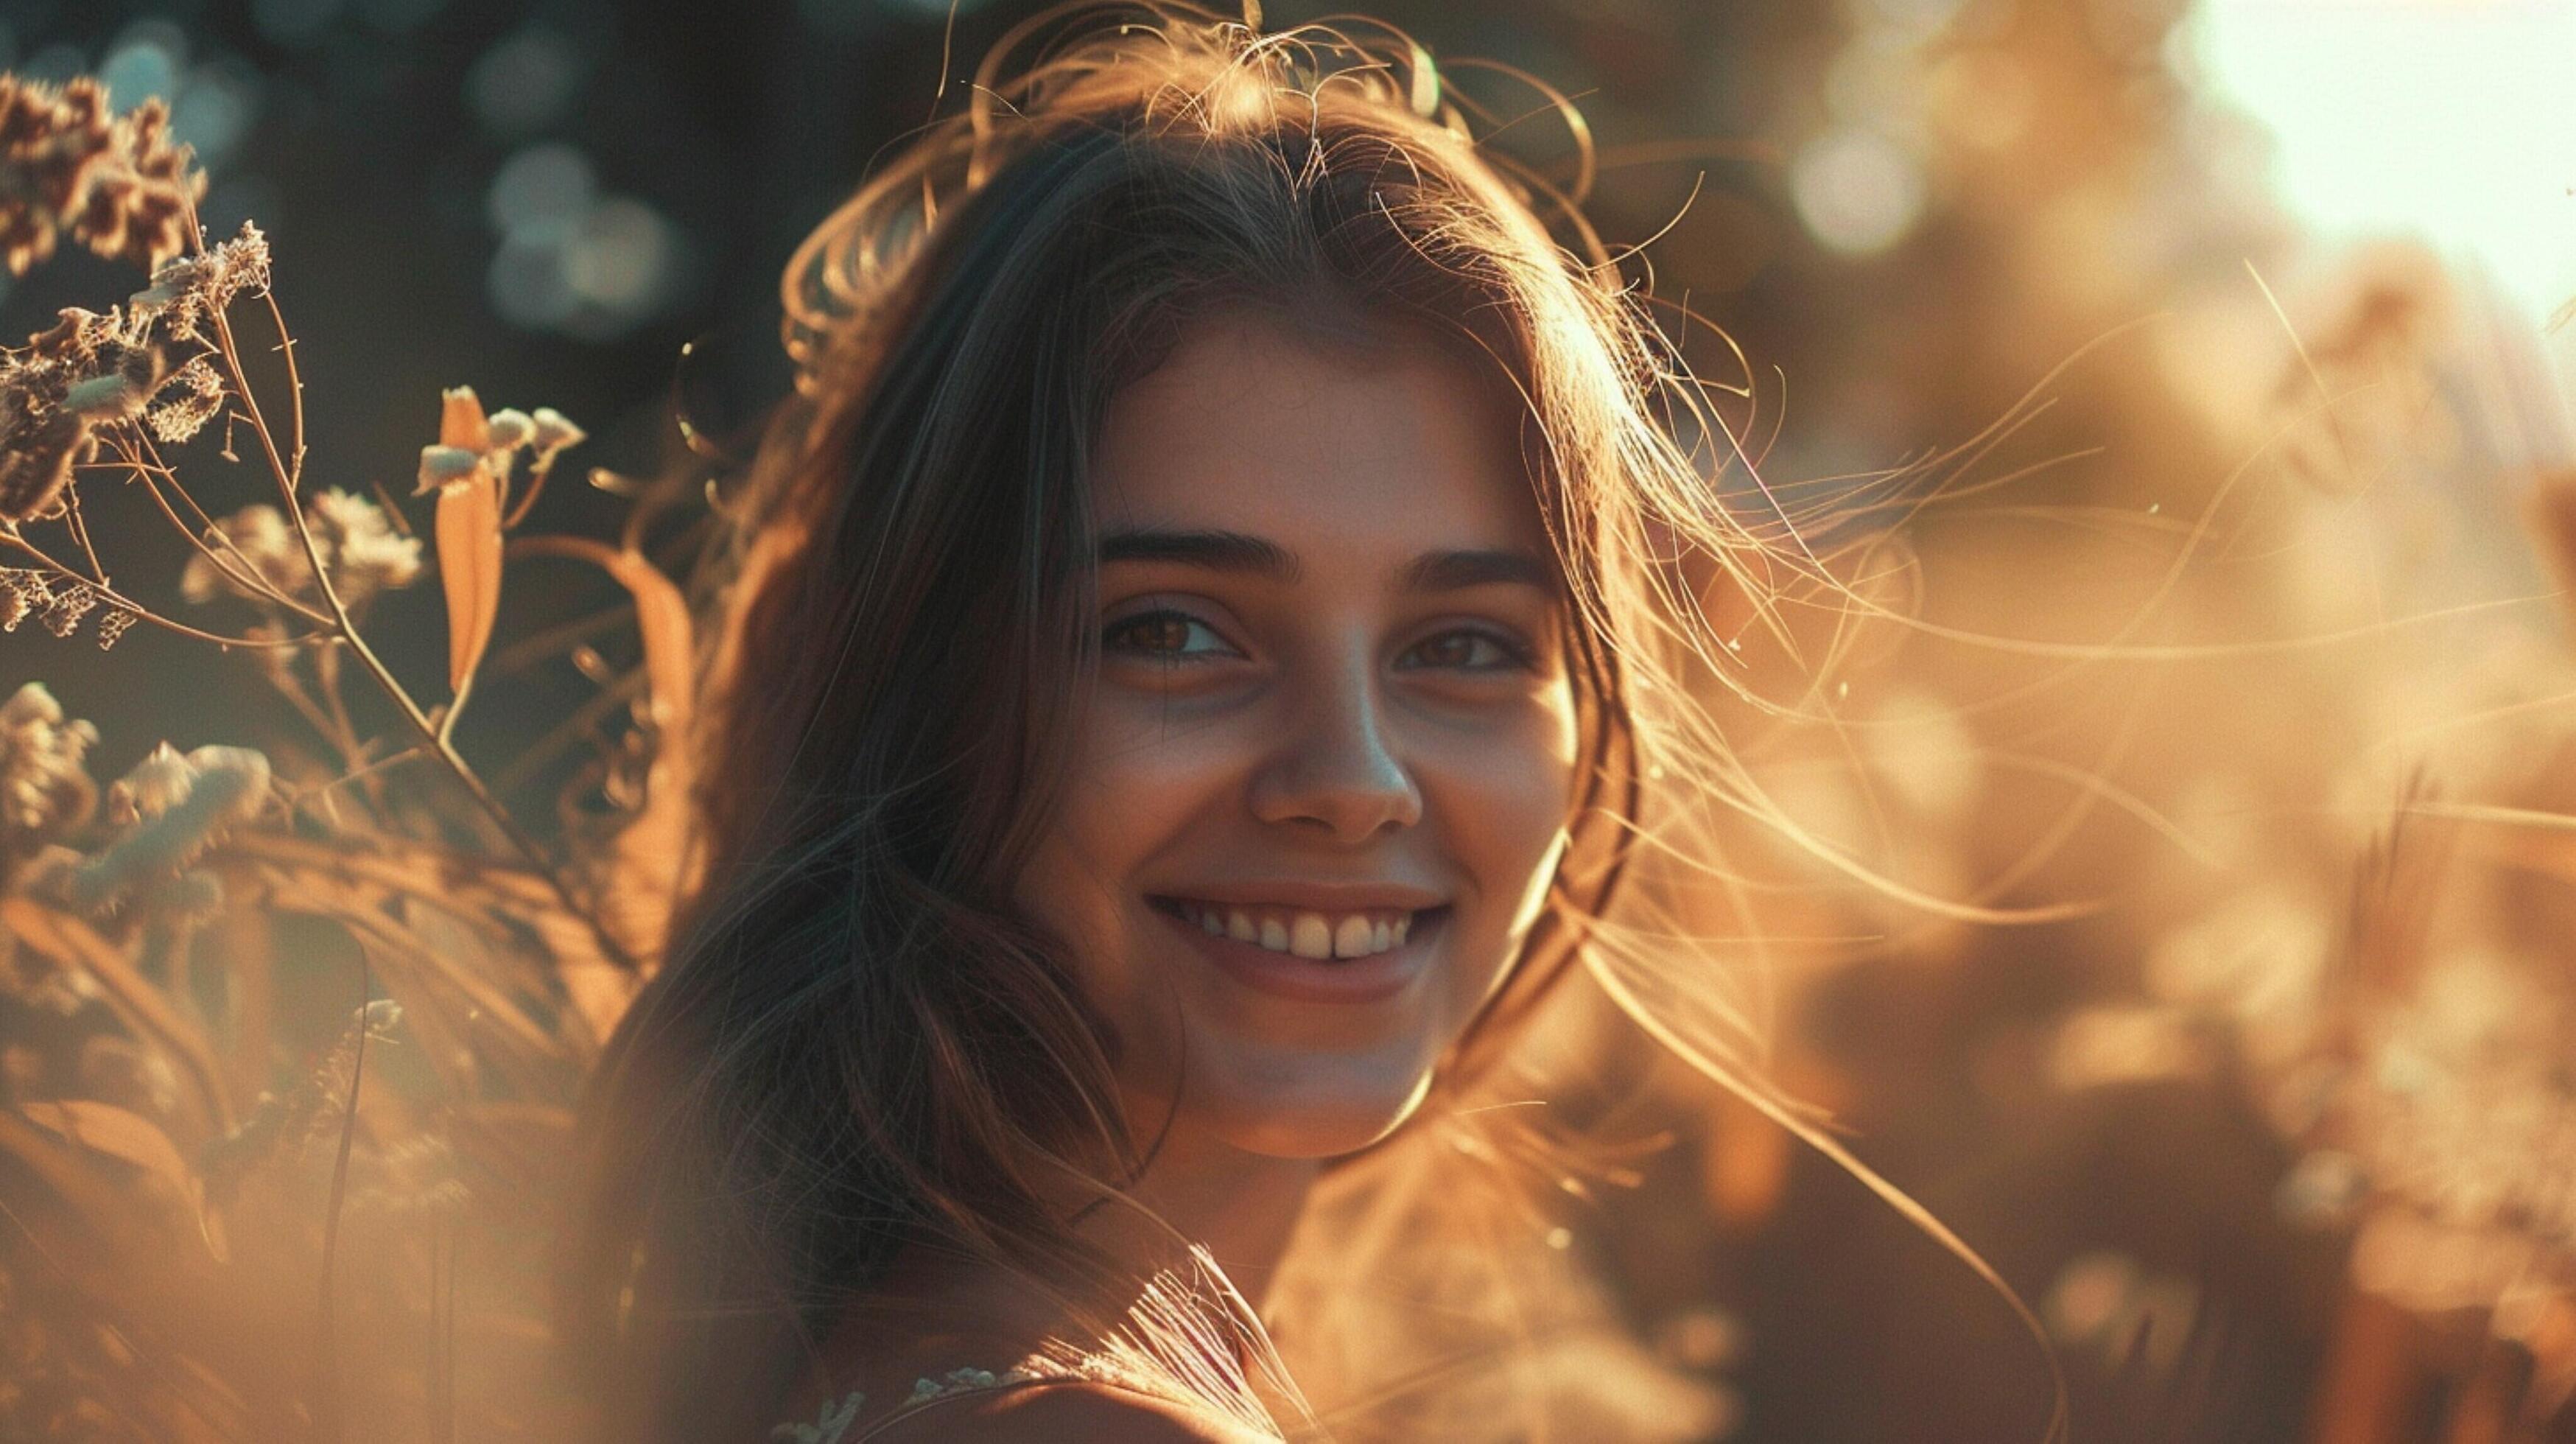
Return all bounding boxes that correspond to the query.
[1174,1051,1440,1160]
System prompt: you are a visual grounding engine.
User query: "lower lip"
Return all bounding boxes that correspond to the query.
[1151,905,1443,1005]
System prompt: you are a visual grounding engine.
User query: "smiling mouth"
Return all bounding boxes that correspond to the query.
[1147,897,1449,961]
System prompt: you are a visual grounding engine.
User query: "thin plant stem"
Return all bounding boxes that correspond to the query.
[488,598,637,677]
[111,438,332,623]
[61,486,105,581]
[134,430,335,623]
[202,291,633,968]
[491,670,646,796]
[436,674,472,749]
[312,961,370,1444]
[284,744,429,823]
[499,458,559,530]
[1,530,317,648]
[313,641,365,763]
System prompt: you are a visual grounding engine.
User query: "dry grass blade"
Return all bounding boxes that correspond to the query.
[508,536,694,735]
[308,968,373,1444]
[0,1116,258,1440]
[16,1101,204,1233]
[1,897,233,1133]
[510,533,697,968]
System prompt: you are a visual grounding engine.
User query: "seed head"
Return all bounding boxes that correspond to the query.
[0,681,99,854]
[0,75,206,276]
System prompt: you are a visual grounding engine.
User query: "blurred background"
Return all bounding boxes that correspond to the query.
[5,0,2575,1439]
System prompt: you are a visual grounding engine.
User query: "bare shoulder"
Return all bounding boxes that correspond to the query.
[868,1378,1272,1443]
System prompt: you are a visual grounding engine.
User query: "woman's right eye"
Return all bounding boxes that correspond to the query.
[1103,609,1238,665]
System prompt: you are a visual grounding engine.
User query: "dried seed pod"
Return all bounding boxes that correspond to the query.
[38,583,99,637]
[0,409,93,522]
[93,606,135,651]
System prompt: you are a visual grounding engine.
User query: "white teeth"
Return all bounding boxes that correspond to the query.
[1178,900,1425,960]
[1288,912,1334,959]
[1333,915,1374,958]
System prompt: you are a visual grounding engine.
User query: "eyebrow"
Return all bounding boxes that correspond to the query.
[1399,547,1558,595]
[1098,528,1299,581]
[1096,528,1557,595]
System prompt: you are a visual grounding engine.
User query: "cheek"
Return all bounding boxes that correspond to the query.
[1423,687,1582,940]
[1011,698,1238,984]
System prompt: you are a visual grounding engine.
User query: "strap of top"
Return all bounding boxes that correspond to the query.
[773,1356,1151,1443]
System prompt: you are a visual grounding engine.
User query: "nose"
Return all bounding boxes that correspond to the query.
[1248,654,1422,843]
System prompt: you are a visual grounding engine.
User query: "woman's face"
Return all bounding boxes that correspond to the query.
[1012,308,1581,1160]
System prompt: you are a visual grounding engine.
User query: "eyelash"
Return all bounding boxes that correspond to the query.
[1101,609,1536,673]
[1103,611,1238,666]
[1398,627,1537,673]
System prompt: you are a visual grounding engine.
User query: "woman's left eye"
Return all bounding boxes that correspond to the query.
[1398,628,1534,673]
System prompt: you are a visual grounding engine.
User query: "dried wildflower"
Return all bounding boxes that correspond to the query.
[415,445,481,493]
[529,406,585,454]
[0,407,92,522]
[105,741,197,824]
[484,407,535,452]
[429,396,587,507]
[0,567,41,629]
[143,353,222,443]
[177,502,295,606]
[179,489,421,614]
[36,581,99,637]
[202,998,403,1206]
[16,305,125,374]
[69,743,270,913]
[126,222,268,344]
[0,302,193,522]
[0,682,98,854]
[0,74,205,276]
[92,605,134,650]
[0,571,127,647]
[304,487,423,609]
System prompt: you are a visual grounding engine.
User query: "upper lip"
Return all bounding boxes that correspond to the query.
[1148,880,1450,911]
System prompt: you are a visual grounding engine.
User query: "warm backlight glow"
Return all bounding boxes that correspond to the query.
[2188,0,2576,323]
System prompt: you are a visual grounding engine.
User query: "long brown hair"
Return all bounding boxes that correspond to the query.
[562,8,1906,1440]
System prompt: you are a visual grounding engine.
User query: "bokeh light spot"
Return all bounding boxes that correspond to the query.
[564,197,678,315]
[488,226,580,330]
[99,22,186,112]
[487,143,597,237]
[466,27,583,138]
[1791,128,1926,256]
[173,59,262,169]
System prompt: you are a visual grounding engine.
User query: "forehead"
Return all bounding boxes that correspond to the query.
[1089,308,1544,551]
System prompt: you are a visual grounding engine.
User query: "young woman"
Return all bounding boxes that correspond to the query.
[564,8,1993,1440]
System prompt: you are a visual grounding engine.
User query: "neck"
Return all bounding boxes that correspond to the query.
[796,1116,1319,1422]
[1081,1109,1319,1306]
[855,1112,1318,1344]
